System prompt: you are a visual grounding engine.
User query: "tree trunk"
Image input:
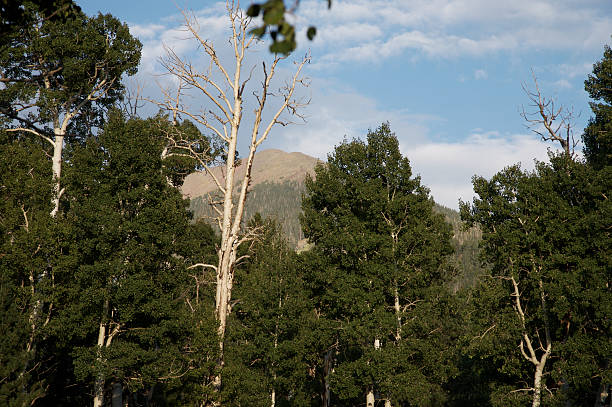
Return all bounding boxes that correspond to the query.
[50,130,64,217]
[394,284,401,341]
[532,355,547,407]
[594,382,610,407]
[111,382,122,407]
[366,388,375,407]
[531,279,552,407]
[322,349,332,407]
[365,339,380,407]
[93,300,109,407]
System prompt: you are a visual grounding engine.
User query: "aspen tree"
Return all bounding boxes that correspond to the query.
[157,2,308,399]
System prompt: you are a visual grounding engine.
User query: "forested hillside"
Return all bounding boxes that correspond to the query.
[1,1,610,406]
[189,172,484,291]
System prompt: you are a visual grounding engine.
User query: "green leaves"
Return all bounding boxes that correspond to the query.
[246,0,325,54]
[301,123,454,405]
[583,41,612,169]
[461,154,611,404]
[306,26,316,41]
[0,3,142,140]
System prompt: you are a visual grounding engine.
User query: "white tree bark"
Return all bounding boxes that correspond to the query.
[594,382,610,407]
[93,300,109,407]
[510,276,552,407]
[50,130,64,217]
[158,3,308,399]
[366,339,381,407]
[93,299,120,407]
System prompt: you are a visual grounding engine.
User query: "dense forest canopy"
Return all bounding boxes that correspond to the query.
[0,1,610,406]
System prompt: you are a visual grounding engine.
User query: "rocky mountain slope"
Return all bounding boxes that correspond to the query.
[181,149,320,198]
[182,149,483,290]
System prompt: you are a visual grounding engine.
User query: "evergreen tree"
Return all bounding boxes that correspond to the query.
[301,123,454,406]
[0,0,141,216]
[0,3,141,403]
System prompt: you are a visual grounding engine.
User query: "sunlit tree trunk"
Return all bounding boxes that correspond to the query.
[157,3,308,401]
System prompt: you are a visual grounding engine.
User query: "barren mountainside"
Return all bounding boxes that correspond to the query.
[181,149,320,198]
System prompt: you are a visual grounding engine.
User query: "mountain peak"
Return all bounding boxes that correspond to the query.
[181,149,320,198]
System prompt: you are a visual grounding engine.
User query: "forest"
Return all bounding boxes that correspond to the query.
[0,1,610,406]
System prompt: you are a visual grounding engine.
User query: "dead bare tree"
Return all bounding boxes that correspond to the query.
[521,71,578,157]
[156,1,309,398]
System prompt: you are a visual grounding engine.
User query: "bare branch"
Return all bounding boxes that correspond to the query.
[6,127,54,146]
[520,70,577,156]
[187,263,218,272]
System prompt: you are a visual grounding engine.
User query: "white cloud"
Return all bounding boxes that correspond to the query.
[405,131,554,208]
[276,80,438,159]
[129,24,166,39]
[114,0,595,212]
[553,79,572,89]
[474,69,488,80]
[294,0,612,65]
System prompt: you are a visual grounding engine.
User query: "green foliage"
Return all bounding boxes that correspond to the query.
[583,40,612,170]
[460,155,611,405]
[0,131,55,406]
[55,112,219,404]
[246,0,330,54]
[0,0,141,139]
[300,123,455,405]
[223,216,317,406]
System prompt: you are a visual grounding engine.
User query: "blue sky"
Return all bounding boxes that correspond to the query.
[79,0,612,208]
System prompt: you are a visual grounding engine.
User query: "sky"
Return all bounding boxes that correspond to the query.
[78,0,612,209]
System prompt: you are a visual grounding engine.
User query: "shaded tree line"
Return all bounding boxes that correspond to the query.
[1,1,610,406]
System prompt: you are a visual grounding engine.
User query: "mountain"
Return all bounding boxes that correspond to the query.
[181,149,320,198]
[182,149,483,290]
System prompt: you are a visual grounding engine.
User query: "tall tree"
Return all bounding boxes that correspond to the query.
[59,112,218,407]
[461,155,611,406]
[584,41,612,170]
[0,7,141,403]
[223,215,317,406]
[156,2,309,399]
[461,45,612,406]
[0,0,141,216]
[301,123,454,406]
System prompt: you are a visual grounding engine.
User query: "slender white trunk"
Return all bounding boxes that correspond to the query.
[366,389,375,407]
[213,46,243,394]
[93,299,109,407]
[532,353,548,407]
[394,284,401,341]
[50,130,64,217]
[594,382,610,407]
[366,339,380,407]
